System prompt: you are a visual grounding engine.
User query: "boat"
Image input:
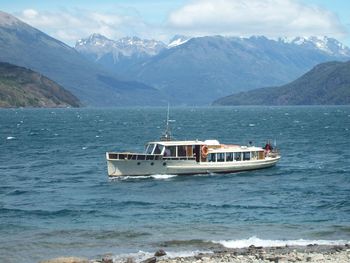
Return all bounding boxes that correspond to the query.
[106,109,280,177]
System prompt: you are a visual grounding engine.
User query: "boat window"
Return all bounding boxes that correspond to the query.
[251,151,258,160]
[217,153,225,162]
[186,145,193,157]
[154,144,164,154]
[177,145,186,157]
[226,152,234,162]
[234,152,241,161]
[164,146,176,157]
[243,152,251,161]
[208,153,216,162]
[146,144,155,154]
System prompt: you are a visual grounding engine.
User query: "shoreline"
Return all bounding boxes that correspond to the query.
[41,244,350,263]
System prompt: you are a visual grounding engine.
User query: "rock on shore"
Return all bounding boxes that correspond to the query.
[155,245,350,263]
[41,244,350,263]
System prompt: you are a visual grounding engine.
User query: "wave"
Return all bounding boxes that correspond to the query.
[116,200,155,206]
[0,208,99,217]
[151,174,178,179]
[213,236,350,248]
[158,239,222,249]
[6,189,31,196]
[110,174,178,181]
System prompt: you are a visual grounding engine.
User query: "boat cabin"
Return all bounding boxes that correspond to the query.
[144,140,266,163]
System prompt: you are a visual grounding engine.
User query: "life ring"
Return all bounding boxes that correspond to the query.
[201,146,209,158]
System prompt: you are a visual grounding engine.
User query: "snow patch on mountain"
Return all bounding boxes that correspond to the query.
[279,36,350,56]
[75,34,166,62]
[168,35,191,48]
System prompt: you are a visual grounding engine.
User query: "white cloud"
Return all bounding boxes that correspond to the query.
[167,0,347,39]
[22,9,38,19]
[16,8,158,45]
[14,1,348,45]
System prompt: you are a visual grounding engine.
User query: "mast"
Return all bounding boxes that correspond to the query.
[161,104,174,141]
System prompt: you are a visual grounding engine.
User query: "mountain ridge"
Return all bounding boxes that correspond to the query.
[75,33,350,105]
[0,11,166,106]
[0,62,81,108]
[213,60,350,105]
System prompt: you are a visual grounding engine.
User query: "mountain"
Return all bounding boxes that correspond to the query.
[0,62,80,108]
[124,35,350,105]
[213,60,350,105]
[0,11,165,106]
[75,34,166,74]
[76,34,350,105]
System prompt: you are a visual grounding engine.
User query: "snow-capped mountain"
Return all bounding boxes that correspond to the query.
[75,34,166,62]
[75,34,350,105]
[279,36,350,56]
[118,35,350,105]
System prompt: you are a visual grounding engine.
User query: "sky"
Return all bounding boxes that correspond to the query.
[1,0,350,47]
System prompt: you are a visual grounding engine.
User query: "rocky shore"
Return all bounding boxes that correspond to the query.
[40,244,350,263]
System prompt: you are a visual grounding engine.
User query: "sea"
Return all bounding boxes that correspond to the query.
[0,106,349,263]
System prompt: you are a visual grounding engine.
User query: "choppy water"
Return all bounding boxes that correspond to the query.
[1,106,350,263]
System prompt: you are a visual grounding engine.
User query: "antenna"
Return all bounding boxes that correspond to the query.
[161,104,175,141]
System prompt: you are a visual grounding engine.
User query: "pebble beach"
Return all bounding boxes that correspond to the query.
[41,244,350,263]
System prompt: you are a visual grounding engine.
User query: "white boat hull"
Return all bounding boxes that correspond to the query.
[106,156,280,177]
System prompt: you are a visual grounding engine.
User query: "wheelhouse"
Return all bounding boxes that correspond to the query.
[145,140,204,161]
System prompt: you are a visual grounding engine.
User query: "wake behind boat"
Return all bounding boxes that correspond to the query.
[106,109,280,177]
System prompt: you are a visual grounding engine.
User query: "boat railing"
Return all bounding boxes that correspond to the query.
[163,156,196,161]
[107,152,163,161]
[107,152,196,161]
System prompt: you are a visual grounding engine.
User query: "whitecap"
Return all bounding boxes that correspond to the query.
[111,175,152,181]
[213,236,349,248]
[249,124,255,127]
[6,136,15,140]
[165,250,213,258]
[82,147,87,150]
[151,174,178,179]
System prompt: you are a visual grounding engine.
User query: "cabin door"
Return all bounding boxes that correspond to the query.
[194,145,201,162]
